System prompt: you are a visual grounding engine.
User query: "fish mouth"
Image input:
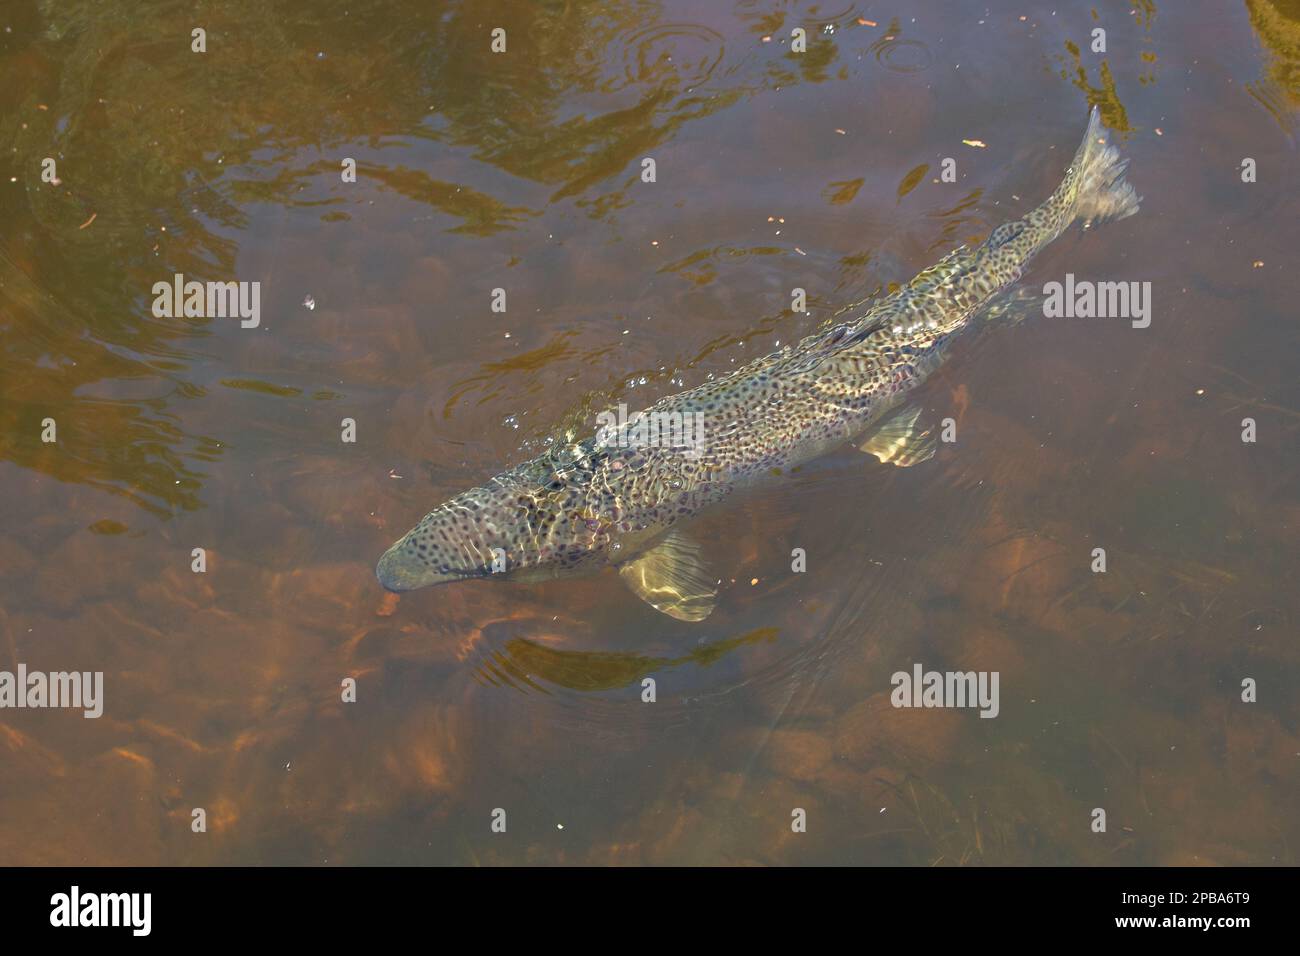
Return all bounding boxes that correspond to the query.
[375,548,474,593]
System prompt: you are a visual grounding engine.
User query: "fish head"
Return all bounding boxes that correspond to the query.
[375,503,484,592]
[375,451,612,593]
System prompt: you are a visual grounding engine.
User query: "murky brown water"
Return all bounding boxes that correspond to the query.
[1,0,1297,865]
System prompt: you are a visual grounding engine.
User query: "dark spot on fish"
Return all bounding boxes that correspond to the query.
[988,222,1024,248]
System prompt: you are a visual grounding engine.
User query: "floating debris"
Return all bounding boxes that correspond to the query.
[302,294,316,310]
[962,139,988,149]
[78,212,97,229]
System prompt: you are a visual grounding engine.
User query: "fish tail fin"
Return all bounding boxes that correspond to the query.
[1058,106,1141,229]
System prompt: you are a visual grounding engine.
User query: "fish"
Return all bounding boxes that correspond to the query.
[376,107,1139,621]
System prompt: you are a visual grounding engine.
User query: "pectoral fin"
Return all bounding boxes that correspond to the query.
[976,285,1041,326]
[859,404,938,467]
[618,528,717,622]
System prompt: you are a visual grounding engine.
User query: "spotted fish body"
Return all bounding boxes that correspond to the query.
[377,108,1139,618]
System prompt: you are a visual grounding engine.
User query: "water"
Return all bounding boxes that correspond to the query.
[1,0,1296,865]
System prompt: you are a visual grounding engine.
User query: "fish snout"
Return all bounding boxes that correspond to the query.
[375,542,462,592]
[375,546,417,592]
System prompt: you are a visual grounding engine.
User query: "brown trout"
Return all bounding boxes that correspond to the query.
[376,108,1139,620]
